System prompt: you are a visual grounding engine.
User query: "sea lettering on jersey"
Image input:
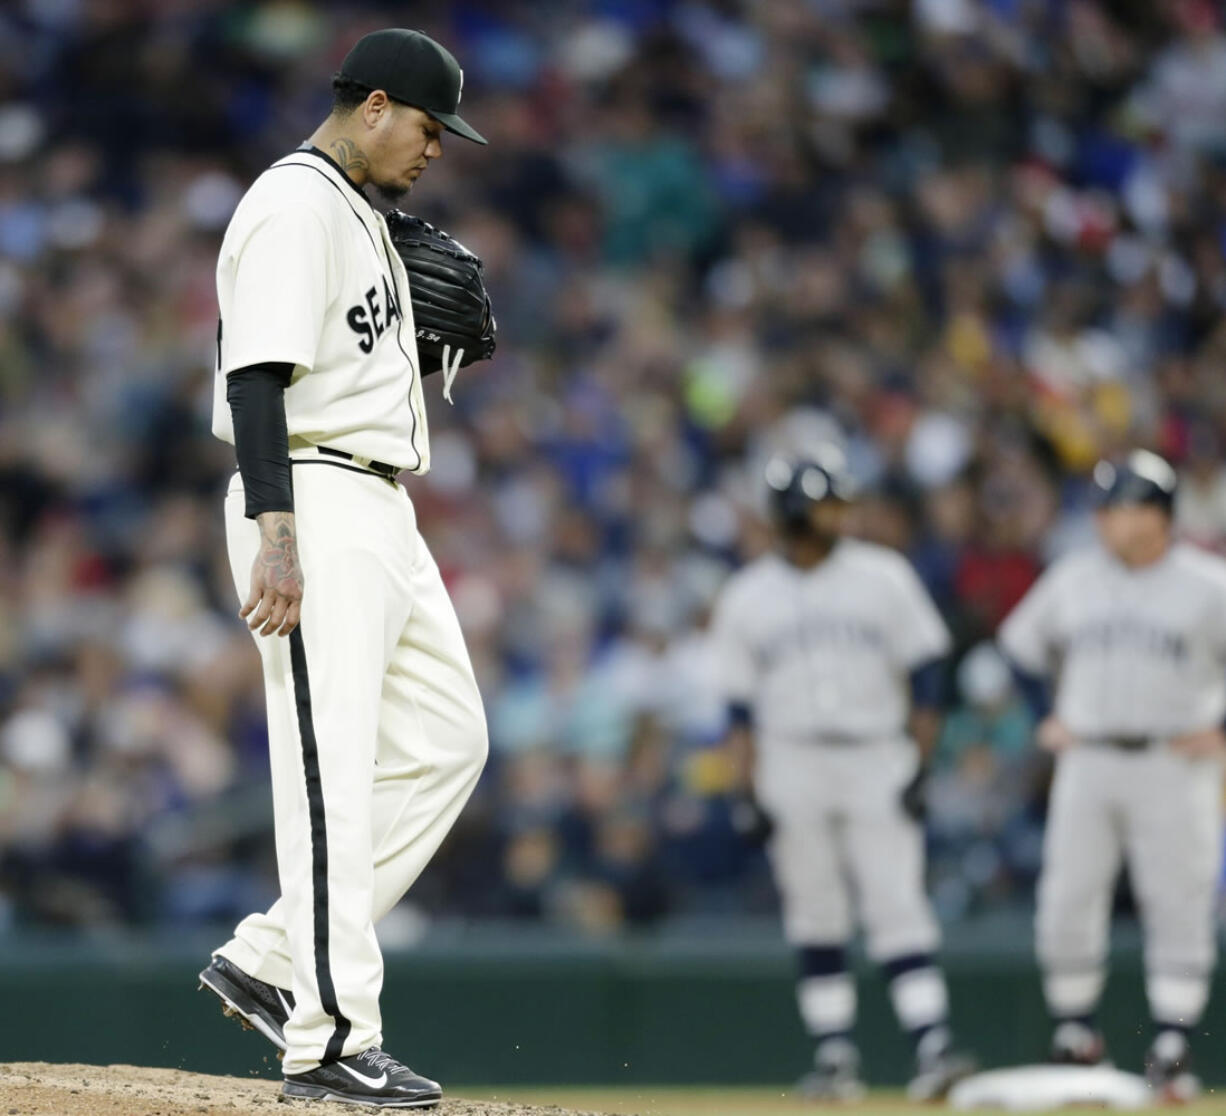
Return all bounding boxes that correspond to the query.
[346,274,402,354]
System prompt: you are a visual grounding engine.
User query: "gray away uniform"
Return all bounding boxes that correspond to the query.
[712,539,954,1060]
[1000,541,1226,1032]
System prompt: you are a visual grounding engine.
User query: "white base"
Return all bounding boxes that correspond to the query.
[948,1065,1153,1111]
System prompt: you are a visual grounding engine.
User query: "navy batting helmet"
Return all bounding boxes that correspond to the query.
[765,451,854,525]
[1091,449,1177,514]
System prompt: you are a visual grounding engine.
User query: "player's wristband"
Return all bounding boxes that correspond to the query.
[727,701,754,729]
[227,362,295,519]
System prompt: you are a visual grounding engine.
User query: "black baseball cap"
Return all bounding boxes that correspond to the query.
[340,29,487,145]
[1092,449,1177,514]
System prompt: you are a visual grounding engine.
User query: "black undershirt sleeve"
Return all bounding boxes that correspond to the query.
[908,656,946,713]
[1008,661,1052,723]
[226,362,295,520]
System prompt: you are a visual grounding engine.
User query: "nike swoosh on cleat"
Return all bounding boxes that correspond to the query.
[275,987,292,1017]
[337,1063,389,1089]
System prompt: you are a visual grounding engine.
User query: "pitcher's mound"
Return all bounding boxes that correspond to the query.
[0,1063,617,1116]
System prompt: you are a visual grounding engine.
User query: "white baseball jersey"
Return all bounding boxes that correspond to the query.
[212,146,430,471]
[711,540,951,741]
[999,542,1226,737]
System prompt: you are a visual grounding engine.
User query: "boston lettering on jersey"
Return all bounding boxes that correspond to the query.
[346,274,402,354]
[756,612,885,670]
[1068,614,1187,663]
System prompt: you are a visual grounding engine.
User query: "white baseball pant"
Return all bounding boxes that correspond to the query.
[1037,742,1223,1025]
[755,736,940,959]
[215,458,488,1075]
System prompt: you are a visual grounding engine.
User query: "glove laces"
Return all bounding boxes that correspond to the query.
[441,344,464,403]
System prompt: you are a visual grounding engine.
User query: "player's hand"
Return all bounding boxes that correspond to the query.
[1037,716,1076,753]
[1170,728,1226,759]
[242,511,304,637]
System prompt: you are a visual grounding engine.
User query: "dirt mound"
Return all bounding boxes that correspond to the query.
[0,1063,620,1116]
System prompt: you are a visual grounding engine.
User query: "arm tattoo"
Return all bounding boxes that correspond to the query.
[257,511,303,595]
[329,138,370,176]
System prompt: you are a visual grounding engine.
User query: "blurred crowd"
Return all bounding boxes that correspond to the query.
[3,0,1226,937]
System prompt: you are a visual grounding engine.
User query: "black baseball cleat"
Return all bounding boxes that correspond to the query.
[1145,1029,1201,1103]
[1049,1020,1107,1066]
[907,1028,977,1101]
[797,1036,867,1102]
[282,1048,442,1108]
[198,954,294,1051]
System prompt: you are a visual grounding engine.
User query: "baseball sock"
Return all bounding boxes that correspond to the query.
[1149,1026,1190,1069]
[881,952,950,1056]
[1147,972,1208,1038]
[1043,966,1104,1024]
[796,945,857,1053]
[1052,1012,1098,1030]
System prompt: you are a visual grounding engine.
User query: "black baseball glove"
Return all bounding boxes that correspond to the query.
[384,211,496,390]
[900,765,930,824]
[729,791,775,847]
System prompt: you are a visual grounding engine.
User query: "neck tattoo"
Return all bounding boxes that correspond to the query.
[329,138,370,177]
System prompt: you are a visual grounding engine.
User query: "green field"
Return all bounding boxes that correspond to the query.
[464,1088,880,1114]
[461,1086,1226,1116]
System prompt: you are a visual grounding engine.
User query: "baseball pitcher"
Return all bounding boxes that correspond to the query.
[712,454,975,1100]
[1000,449,1226,1101]
[197,29,495,1108]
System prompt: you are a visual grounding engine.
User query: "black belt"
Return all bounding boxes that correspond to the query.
[316,446,400,478]
[796,733,870,746]
[1084,735,1155,751]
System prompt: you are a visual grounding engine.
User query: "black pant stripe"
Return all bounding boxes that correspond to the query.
[288,626,352,1064]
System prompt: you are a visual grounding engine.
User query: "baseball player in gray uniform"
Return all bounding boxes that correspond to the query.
[195,30,490,1108]
[712,454,974,1100]
[1000,449,1226,1101]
